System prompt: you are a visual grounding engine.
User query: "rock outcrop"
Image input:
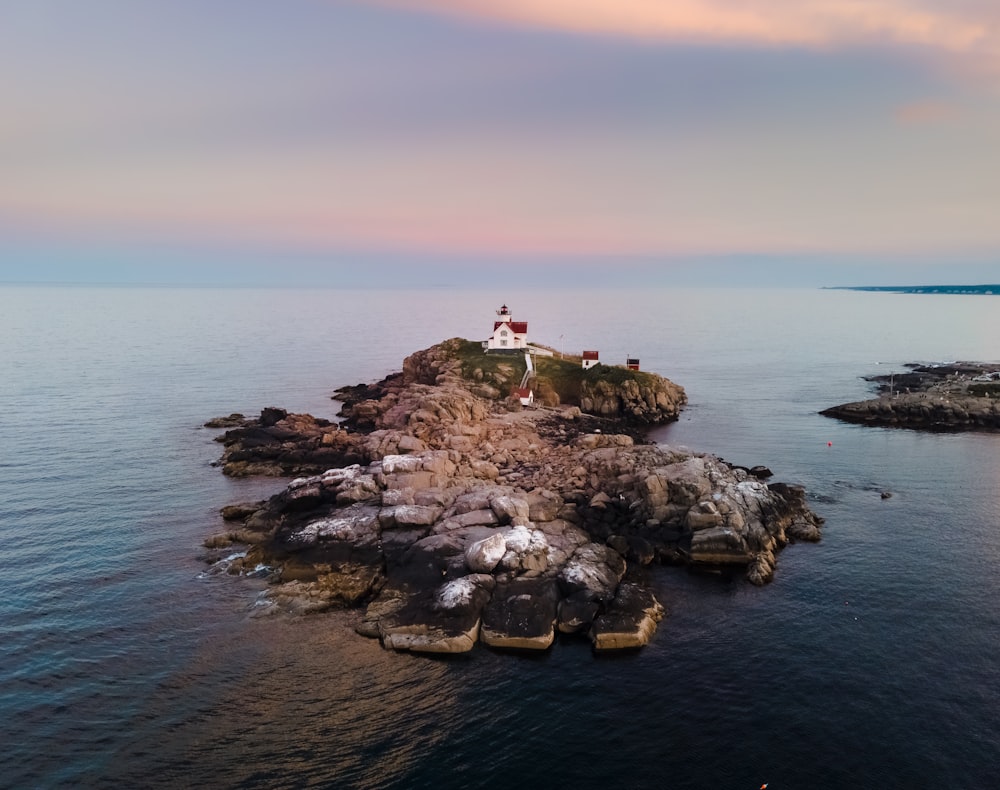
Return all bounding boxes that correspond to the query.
[335,339,687,429]
[821,362,1000,432]
[211,408,367,477]
[205,339,822,656]
[578,371,686,424]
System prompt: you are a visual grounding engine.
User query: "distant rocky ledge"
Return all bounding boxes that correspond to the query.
[821,362,1000,432]
[204,338,822,655]
[827,284,1000,295]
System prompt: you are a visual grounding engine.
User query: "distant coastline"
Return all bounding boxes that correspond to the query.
[826,284,999,295]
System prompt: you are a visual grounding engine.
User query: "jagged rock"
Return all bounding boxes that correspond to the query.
[380,504,443,528]
[787,520,823,541]
[576,433,634,450]
[579,371,686,424]
[490,494,529,525]
[689,526,751,565]
[259,407,287,426]
[558,544,626,602]
[747,550,776,586]
[685,501,724,531]
[285,483,324,510]
[525,489,563,522]
[214,408,365,477]
[660,457,713,507]
[204,413,247,429]
[220,501,263,521]
[204,533,234,549]
[470,460,500,480]
[207,338,823,657]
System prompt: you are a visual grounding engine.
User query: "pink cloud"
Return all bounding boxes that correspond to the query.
[371,1,998,64]
[0,189,800,258]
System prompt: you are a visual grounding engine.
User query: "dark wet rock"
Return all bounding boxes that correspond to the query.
[259,407,288,427]
[481,577,560,650]
[557,592,602,634]
[220,501,264,521]
[590,583,664,651]
[203,533,235,549]
[373,574,496,654]
[213,409,367,477]
[204,413,247,429]
[557,543,626,603]
[626,536,656,566]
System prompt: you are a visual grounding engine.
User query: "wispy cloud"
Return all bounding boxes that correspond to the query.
[3,1,999,263]
[893,99,958,124]
[372,1,997,66]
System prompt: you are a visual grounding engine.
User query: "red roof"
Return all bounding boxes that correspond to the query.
[582,350,599,360]
[494,321,528,334]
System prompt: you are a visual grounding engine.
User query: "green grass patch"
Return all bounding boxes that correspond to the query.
[452,338,521,384]
[449,338,659,405]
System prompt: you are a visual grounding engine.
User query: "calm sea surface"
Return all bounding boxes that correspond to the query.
[1,285,998,789]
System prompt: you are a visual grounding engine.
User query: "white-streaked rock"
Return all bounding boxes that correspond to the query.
[465,532,507,573]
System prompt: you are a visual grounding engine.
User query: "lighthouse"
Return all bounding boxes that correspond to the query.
[485,304,529,352]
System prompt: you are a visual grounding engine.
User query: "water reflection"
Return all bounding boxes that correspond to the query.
[108,610,458,788]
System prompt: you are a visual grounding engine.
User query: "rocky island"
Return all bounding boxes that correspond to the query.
[821,362,1000,431]
[205,336,822,655]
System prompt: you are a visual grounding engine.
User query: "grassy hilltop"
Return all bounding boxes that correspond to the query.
[450,338,684,422]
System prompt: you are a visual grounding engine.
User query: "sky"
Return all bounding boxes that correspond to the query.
[2,0,999,286]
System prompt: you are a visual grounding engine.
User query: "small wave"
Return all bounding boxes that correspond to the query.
[196,552,247,579]
[245,564,272,578]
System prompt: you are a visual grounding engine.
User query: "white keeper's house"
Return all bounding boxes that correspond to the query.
[484,304,529,352]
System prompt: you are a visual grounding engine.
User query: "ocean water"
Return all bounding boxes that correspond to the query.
[1,285,999,789]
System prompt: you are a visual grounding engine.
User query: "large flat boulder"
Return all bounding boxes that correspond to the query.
[480,577,559,650]
[590,583,664,651]
[374,574,495,654]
